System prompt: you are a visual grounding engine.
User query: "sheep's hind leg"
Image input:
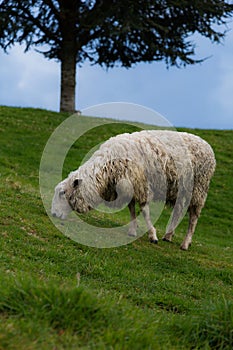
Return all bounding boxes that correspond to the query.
[141,203,158,244]
[180,206,199,250]
[128,200,137,237]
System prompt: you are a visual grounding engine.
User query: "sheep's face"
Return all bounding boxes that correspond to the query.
[69,179,92,214]
[51,180,72,219]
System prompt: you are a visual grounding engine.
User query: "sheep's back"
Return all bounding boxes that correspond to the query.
[72,130,215,208]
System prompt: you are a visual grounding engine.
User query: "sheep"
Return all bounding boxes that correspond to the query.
[51,130,216,250]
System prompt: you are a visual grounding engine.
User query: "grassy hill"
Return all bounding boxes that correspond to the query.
[0,106,232,349]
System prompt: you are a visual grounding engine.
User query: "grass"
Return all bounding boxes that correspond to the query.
[0,105,232,349]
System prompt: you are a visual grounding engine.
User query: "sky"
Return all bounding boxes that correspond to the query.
[0,25,233,129]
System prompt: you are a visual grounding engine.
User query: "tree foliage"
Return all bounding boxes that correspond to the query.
[0,0,233,111]
[1,0,233,67]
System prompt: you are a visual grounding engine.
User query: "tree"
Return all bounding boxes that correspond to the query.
[0,0,233,113]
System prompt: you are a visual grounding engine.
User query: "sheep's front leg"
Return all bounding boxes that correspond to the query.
[162,202,183,243]
[162,230,175,242]
[141,203,158,244]
[128,200,137,237]
[180,206,199,250]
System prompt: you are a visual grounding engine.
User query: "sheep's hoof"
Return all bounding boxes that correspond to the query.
[180,245,188,251]
[150,238,158,244]
[162,237,172,243]
[128,232,137,237]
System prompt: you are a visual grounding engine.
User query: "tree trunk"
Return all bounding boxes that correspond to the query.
[60,46,76,113]
[59,0,77,114]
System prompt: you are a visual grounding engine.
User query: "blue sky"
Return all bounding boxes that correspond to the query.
[0,25,233,129]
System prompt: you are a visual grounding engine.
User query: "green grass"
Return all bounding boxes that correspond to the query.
[0,106,232,349]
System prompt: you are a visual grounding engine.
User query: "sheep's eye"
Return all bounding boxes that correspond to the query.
[73,179,82,188]
[59,190,66,198]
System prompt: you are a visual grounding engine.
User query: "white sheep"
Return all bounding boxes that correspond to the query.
[51,130,216,250]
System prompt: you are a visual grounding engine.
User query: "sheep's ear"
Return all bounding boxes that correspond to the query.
[73,179,82,188]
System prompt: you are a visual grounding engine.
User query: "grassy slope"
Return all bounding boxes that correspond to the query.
[0,106,232,350]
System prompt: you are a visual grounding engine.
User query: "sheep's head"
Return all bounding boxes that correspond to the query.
[51,180,72,219]
[68,178,93,214]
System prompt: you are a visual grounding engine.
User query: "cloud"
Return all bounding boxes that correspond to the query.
[0,45,59,110]
[213,31,233,116]
[78,55,220,128]
[78,27,233,129]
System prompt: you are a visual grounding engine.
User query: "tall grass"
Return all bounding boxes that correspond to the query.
[0,106,232,349]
